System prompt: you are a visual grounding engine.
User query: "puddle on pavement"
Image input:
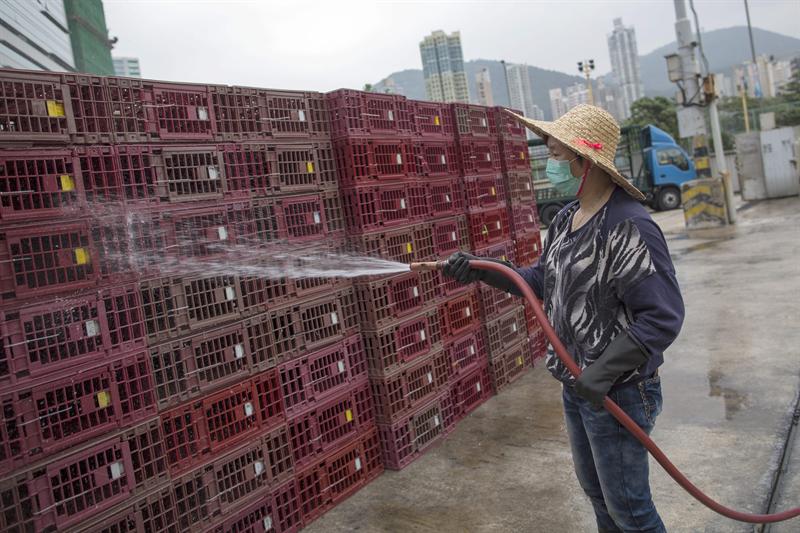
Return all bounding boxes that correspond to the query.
[708,368,749,420]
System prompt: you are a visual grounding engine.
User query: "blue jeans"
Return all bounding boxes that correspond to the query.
[562,375,666,533]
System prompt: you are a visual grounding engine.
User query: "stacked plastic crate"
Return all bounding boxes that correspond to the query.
[495,107,548,387]
[0,69,382,533]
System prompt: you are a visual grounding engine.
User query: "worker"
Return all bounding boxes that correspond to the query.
[443,104,685,533]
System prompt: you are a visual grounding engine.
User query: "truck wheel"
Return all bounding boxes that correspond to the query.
[540,204,562,227]
[656,187,681,211]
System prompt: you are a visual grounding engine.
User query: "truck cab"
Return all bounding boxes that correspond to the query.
[641,125,696,211]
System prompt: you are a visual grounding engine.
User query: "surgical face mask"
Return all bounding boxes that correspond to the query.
[545,157,581,196]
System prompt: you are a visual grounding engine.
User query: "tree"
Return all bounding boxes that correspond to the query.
[624,97,680,141]
[363,83,374,92]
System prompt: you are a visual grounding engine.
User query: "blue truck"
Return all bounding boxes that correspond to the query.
[528,124,697,226]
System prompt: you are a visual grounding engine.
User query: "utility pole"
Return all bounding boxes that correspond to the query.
[500,60,512,107]
[578,59,595,105]
[671,0,736,223]
[744,0,757,63]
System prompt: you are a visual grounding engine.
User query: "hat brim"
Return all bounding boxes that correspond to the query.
[503,109,646,201]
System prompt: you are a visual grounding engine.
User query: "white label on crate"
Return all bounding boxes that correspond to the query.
[331,312,339,325]
[465,306,471,317]
[527,215,533,222]
[427,372,433,384]
[419,328,426,341]
[512,323,518,333]
[477,382,482,392]
[298,109,306,122]
[84,320,100,337]
[534,243,539,252]
[412,286,419,298]
[440,154,447,164]
[433,415,441,427]
[450,231,456,242]
[525,182,531,190]
[109,461,124,480]
[496,221,501,230]
[444,193,451,203]
[313,211,321,224]
[486,152,492,161]
[396,153,403,165]
[218,226,228,240]
[234,343,245,359]
[208,166,219,180]
[263,516,273,531]
[480,117,487,127]
[225,286,236,301]
[337,360,345,373]
[469,345,476,356]
[505,293,512,300]
[244,402,254,417]
[400,198,407,209]
[254,461,265,476]
[354,457,362,471]
[387,110,394,122]
[197,107,209,121]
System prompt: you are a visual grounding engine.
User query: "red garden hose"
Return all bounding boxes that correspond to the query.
[410,260,800,524]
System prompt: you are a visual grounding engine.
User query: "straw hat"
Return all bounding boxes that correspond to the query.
[505,104,645,200]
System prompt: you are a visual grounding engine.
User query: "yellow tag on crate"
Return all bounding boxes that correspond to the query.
[490,187,496,196]
[516,356,524,366]
[406,242,413,254]
[96,391,111,408]
[434,115,440,126]
[520,151,526,160]
[306,161,314,173]
[60,175,75,191]
[74,248,90,265]
[481,225,488,236]
[46,100,65,117]
[345,409,353,422]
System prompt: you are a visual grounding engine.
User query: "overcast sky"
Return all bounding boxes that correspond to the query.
[105,0,799,91]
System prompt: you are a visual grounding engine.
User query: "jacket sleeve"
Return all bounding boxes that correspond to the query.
[509,216,559,301]
[611,217,685,358]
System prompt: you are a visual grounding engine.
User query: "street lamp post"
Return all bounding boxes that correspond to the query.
[578,59,595,105]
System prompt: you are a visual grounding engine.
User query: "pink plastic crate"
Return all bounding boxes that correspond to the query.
[431,215,470,259]
[466,207,511,248]
[205,478,303,533]
[458,139,502,175]
[333,137,416,186]
[450,363,493,419]
[463,173,507,212]
[427,177,465,217]
[494,106,527,140]
[451,103,496,138]
[440,290,481,340]
[347,221,434,264]
[514,229,543,266]
[445,330,486,381]
[326,89,412,137]
[362,306,442,376]
[250,191,344,245]
[499,139,530,172]
[341,181,428,233]
[484,304,528,359]
[410,100,454,138]
[505,170,535,203]
[510,202,540,235]
[411,139,459,177]
[490,339,533,393]
[353,271,437,330]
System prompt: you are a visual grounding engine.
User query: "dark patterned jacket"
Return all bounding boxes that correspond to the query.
[516,186,685,388]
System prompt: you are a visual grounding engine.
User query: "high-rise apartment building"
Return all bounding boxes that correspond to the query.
[549,88,568,120]
[607,17,644,120]
[566,83,590,109]
[507,63,543,137]
[475,68,494,106]
[0,0,74,71]
[64,0,114,75]
[113,56,141,77]
[419,30,470,103]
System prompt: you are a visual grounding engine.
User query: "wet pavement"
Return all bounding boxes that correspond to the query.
[305,194,800,533]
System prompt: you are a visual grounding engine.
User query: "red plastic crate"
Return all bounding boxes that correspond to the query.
[279,334,367,416]
[451,103,496,138]
[223,141,338,197]
[474,239,516,264]
[251,191,343,245]
[411,100,454,138]
[0,351,155,468]
[506,170,535,203]
[138,274,243,344]
[530,328,547,361]
[0,221,99,302]
[0,149,84,222]
[463,173,507,212]
[478,283,518,320]
[0,70,114,144]
[458,139,502,175]
[288,378,374,468]
[362,306,442,376]
[205,478,302,533]
[203,380,262,454]
[0,432,139,531]
[445,330,486,381]
[244,287,358,372]
[377,392,456,470]
[77,484,181,533]
[333,136,416,186]
[510,202,540,235]
[353,271,436,329]
[105,77,216,142]
[485,304,528,359]
[431,215,470,259]
[265,89,329,139]
[296,427,382,525]
[440,290,480,339]
[90,207,169,280]
[347,221,434,263]
[494,106,527,140]
[499,138,530,172]
[171,463,223,529]
[148,322,251,411]
[427,268,470,299]
[450,363,493,419]
[0,283,144,385]
[427,177,465,217]
[340,181,427,233]
[466,207,510,248]
[371,348,450,424]
[326,89,412,138]
[514,229,543,266]
[411,139,459,177]
[490,339,532,393]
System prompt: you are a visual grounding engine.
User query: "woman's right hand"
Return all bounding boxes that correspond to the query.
[442,252,485,284]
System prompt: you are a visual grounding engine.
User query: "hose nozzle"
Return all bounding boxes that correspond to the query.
[409,261,447,272]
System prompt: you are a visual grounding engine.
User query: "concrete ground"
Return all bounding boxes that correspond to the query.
[306,194,800,533]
